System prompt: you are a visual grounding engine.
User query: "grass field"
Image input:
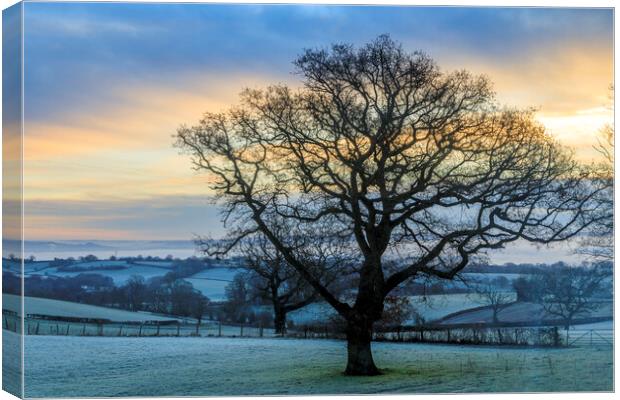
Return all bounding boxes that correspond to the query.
[287,293,516,326]
[2,294,277,337]
[17,263,241,300]
[35,264,170,285]
[2,331,21,397]
[439,301,613,325]
[408,293,518,323]
[3,294,179,322]
[9,332,611,397]
[185,267,241,301]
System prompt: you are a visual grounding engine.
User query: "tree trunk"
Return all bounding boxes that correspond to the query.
[196,318,201,335]
[274,307,286,335]
[344,319,380,376]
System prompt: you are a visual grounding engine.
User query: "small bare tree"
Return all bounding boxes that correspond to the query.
[190,293,210,334]
[176,35,608,375]
[223,273,252,323]
[541,265,610,341]
[241,234,317,334]
[125,275,147,311]
[469,278,514,324]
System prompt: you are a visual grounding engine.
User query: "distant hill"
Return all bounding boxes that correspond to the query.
[4,240,116,253]
[435,301,613,327]
[3,240,201,260]
[18,240,196,252]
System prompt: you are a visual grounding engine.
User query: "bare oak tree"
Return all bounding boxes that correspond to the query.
[176,35,608,375]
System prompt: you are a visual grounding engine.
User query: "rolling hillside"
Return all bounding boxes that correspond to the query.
[436,301,613,326]
[2,294,179,323]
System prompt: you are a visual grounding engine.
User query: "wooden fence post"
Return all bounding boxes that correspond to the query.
[218,321,222,337]
[240,325,244,337]
[552,327,559,347]
[66,324,70,335]
[177,322,180,337]
[118,325,123,336]
[36,322,40,335]
[82,324,86,336]
[138,324,142,337]
[259,324,263,338]
[156,323,160,336]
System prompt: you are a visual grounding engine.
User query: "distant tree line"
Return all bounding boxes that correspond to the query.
[2,258,211,323]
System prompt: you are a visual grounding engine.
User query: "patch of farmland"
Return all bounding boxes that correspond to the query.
[460,272,523,282]
[289,293,510,326]
[10,261,54,275]
[185,267,242,301]
[132,261,174,268]
[22,260,132,278]
[18,333,612,397]
[184,278,229,302]
[437,273,522,291]
[188,267,241,281]
[3,294,178,322]
[408,293,517,323]
[438,301,613,326]
[37,264,169,284]
[2,259,21,274]
[23,261,52,272]
[67,260,132,268]
[569,320,613,330]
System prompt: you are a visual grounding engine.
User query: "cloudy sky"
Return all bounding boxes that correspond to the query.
[11,3,614,241]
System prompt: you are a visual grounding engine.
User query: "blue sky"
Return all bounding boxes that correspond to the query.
[6,3,613,244]
[23,4,612,121]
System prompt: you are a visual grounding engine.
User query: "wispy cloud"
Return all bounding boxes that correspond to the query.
[26,13,160,37]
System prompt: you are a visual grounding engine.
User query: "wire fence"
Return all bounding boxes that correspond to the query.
[3,313,276,338]
[286,322,614,348]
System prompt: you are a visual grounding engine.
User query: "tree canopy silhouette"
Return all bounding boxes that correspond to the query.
[176,35,608,375]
